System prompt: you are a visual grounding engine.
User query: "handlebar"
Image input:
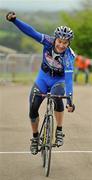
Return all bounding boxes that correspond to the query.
[33,92,72,106]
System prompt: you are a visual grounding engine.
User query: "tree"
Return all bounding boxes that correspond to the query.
[59,8,92,57]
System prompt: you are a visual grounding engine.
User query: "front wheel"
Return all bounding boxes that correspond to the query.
[41,146,46,168]
[44,115,54,177]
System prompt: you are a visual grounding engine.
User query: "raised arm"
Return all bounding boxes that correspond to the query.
[6,12,44,43]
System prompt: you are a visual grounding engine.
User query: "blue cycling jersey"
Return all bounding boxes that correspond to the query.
[13,18,75,96]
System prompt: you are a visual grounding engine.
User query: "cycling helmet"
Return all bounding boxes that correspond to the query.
[54,26,74,40]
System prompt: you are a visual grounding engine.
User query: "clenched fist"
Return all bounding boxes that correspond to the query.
[6,12,16,22]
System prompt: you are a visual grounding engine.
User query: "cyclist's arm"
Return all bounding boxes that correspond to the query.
[64,50,75,103]
[13,18,44,43]
[65,70,73,105]
[65,71,73,96]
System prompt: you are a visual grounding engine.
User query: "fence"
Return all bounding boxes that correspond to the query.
[0,53,92,84]
[0,53,42,83]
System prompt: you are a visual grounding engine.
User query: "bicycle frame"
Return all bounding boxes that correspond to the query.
[39,93,54,144]
[34,92,72,177]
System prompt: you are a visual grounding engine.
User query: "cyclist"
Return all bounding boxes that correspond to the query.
[6,12,75,155]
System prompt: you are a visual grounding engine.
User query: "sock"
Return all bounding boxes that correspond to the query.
[33,132,39,138]
[57,126,62,131]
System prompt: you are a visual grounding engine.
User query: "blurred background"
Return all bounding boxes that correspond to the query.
[0,0,92,84]
[1,2,92,180]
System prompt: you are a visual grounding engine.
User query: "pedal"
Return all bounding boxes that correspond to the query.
[52,143,57,147]
[63,134,65,137]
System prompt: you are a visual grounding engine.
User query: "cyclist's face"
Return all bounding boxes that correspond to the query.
[54,38,69,53]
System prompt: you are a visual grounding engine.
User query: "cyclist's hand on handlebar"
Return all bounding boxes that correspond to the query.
[6,12,16,22]
[66,104,75,112]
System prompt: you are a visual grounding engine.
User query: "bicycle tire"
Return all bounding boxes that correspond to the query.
[40,118,46,168]
[41,146,46,168]
[44,115,54,177]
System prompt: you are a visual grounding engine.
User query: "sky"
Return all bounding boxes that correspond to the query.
[0,0,83,11]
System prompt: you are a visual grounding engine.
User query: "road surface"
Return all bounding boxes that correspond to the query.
[0,84,92,180]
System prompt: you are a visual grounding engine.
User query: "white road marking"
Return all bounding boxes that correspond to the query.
[0,151,92,154]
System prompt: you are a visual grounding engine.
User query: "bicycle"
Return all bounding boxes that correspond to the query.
[32,92,72,177]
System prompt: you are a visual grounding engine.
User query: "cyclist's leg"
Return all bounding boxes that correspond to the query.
[51,82,65,126]
[29,81,48,154]
[29,83,45,135]
[50,82,65,146]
